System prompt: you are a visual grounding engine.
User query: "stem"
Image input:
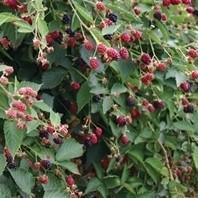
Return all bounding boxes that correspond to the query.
[158,140,174,180]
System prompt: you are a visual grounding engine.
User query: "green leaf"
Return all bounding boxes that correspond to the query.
[102,24,120,35]
[0,155,6,176]
[56,138,84,161]
[77,81,91,112]
[43,174,69,198]
[50,110,61,127]
[111,83,127,95]
[0,12,32,33]
[110,60,134,82]
[102,96,113,114]
[192,146,198,170]
[71,14,80,31]
[18,81,42,92]
[26,120,40,134]
[42,67,66,89]
[173,121,194,132]
[37,18,49,37]
[4,121,25,156]
[0,184,11,198]
[84,178,103,195]
[121,165,129,184]
[145,157,167,176]
[34,100,51,112]
[57,161,80,175]
[9,168,35,195]
[103,175,121,189]
[72,1,93,23]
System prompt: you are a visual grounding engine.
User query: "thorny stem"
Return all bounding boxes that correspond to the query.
[158,140,174,181]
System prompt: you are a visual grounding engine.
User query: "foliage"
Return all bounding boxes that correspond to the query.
[0,0,198,197]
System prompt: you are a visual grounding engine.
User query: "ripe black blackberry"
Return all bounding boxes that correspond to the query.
[65,28,75,37]
[183,104,194,113]
[62,14,71,24]
[40,160,52,169]
[103,34,113,40]
[107,13,118,22]
[126,96,136,107]
[53,137,63,144]
[153,11,162,21]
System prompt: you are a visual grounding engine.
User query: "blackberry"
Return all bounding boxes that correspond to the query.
[107,13,118,22]
[7,162,17,169]
[40,160,51,169]
[103,34,113,40]
[153,11,162,21]
[183,104,194,113]
[53,137,63,144]
[62,14,71,24]
[65,28,75,37]
[39,130,49,139]
[126,96,136,107]
[6,155,13,164]
[152,100,165,109]
[93,95,101,102]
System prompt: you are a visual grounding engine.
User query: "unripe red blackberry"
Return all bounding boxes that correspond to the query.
[93,127,103,138]
[3,0,17,9]
[133,30,142,40]
[90,133,98,144]
[106,48,120,60]
[120,32,131,43]
[131,107,141,119]
[163,0,171,6]
[180,81,191,92]
[116,116,127,127]
[186,6,194,14]
[156,62,167,71]
[147,104,156,113]
[96,1,106,11]
[89,57,100,70]
[119,47,129,59]
[141,73,154,85]
[140,53,152,65]
[71,82,81,91]
[83,39,94,51]
[37,175,48,184]
[188,48,198,59]
[97,43,107,54]
[161,14,167,21]
[120,134,129,144]
[171,0,181,5]
[191,70,198,80]
[66,175,75,186]
[182,0,191,4]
